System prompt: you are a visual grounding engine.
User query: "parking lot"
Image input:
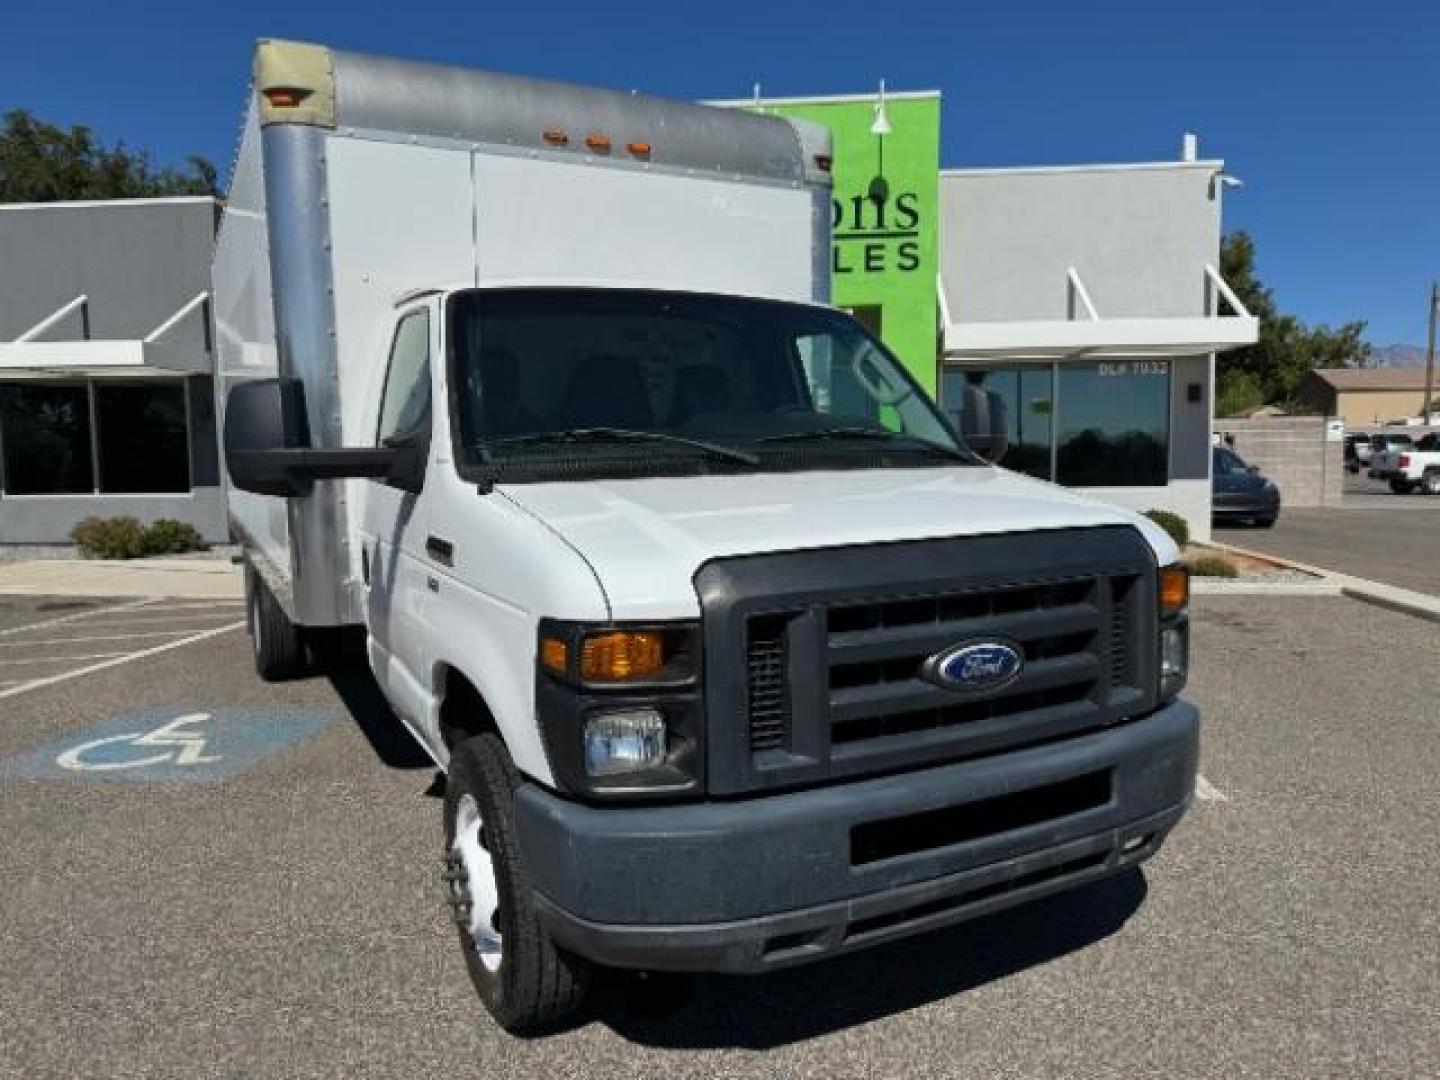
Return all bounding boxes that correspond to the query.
[1217,473,1439,596]
[0,591,1436,1079]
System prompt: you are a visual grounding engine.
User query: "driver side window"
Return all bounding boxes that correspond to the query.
[376,309,432,444]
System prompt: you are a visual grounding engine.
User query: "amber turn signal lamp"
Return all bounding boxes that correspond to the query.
[580,630,663,682]
[540,637,569,675]
[1159,566,1190,619]
[263,87,310,108]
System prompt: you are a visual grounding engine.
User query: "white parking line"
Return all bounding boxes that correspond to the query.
[0,630,206,647]
[77,613,249,627]
[0,598,157,638]
[1195,774,1229,803]
[0,621,246,702]
[0,652,131,665]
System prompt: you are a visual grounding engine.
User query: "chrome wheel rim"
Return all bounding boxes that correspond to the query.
[449,794,503,973]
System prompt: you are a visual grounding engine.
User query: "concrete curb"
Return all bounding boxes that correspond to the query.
[0,559,243,600]
[1204,540,1440,624]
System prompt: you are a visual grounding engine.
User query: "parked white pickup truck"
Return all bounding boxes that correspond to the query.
[1370,434,1440,494]
[214,39,1198,1034]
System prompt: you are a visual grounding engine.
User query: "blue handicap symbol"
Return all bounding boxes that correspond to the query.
[0,707,334,783]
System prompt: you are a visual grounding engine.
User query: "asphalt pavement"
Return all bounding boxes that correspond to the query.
[1218,504,1437,597]
[0,593,1436,1078]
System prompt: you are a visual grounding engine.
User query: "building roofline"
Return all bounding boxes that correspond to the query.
[707,90,941,107]
[941,160,1225,178]
[0,196,220,212]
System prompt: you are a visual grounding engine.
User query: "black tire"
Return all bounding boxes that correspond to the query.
[1389,479,1416,495]
[1421,472,1440,496]
[444,733,590,1034]
[245,562,307,681]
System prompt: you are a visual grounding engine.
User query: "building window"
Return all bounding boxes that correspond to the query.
[942,359,1170,488]
[96,384,190,493]
[1056,361,1170,487]
[0,384,94,494]
[0,380,192,496]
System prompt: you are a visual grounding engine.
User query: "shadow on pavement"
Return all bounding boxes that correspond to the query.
[595,867,1147,1050]
[310,629,433,771]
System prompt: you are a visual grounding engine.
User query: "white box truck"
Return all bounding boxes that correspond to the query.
[215,39,1198,1033]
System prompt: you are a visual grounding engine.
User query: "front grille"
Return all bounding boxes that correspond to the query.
[703,527,1158,794]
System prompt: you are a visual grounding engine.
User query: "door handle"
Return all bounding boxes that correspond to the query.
[426,535,454,566]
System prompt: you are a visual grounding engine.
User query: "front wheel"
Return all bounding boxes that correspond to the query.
[1390,479,1416,495]
[444,733,590,1034]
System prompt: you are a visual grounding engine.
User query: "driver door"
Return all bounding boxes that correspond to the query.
[360,301,438,732]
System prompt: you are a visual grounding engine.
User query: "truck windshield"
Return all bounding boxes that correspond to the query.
[448,288,975,481]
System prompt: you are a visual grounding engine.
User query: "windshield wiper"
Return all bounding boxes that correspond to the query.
[756,427,977,463]
[487,427,760,467]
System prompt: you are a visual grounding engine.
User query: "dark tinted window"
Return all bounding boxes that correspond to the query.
[1056,361,1170,487]
[0,384,93,494]
[941,365,1053,480]
[96,384,189,493]
[449,289,959,476]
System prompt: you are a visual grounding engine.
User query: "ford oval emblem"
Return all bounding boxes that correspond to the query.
[923,639,1024,693]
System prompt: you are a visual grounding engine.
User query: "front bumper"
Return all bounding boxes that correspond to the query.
[515,699,1198,973]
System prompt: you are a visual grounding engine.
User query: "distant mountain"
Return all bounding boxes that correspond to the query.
[1369,343,1427,368]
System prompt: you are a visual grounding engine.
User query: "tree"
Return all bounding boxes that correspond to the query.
[1217,231,1369,410]
[0,109,219,202]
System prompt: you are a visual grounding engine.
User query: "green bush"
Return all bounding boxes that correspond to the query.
[142,518,208,556]
[1187,554,1240,579]
[71,516,208,559]
[1144,509,1191,549]
[71,516,148,559]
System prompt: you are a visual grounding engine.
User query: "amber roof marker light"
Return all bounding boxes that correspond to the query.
[584,132,613,153]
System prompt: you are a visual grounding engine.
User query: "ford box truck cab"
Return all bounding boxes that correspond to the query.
[215,40,1198,1033]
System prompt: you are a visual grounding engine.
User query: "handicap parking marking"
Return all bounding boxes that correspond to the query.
[0,706,334,783]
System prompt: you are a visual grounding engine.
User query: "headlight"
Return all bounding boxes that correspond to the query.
[536,619,702,800]
[1158,564,1189,699]
[583,708,667,777]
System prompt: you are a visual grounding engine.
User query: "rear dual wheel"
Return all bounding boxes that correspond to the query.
[1421,472,1440,496]
[1390,479,1416,495]
[245,562,307,680]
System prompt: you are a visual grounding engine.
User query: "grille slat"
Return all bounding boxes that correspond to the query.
[826,602,1101,669]
[746,616,790,751]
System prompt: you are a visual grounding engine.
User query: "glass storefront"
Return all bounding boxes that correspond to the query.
[941,359,1171,487]
[0,380,191,496]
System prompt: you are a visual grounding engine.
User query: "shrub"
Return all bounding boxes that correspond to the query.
[1187,554,1240,579]
[71,516,148,559]
[1144,509,1190,549]
[142,518,208,556]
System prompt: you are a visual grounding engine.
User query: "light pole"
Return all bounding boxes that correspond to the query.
[1424,282,1437,426]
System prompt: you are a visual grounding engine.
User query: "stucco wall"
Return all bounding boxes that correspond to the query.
[1332,389,1432,427]
[939,163,1224,322]
[0,198,219,354]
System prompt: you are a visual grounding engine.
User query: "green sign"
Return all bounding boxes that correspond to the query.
[756,94,942,395]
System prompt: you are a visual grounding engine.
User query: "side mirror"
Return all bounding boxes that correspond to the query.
[955,383,1010,463]
[224,377,423,496]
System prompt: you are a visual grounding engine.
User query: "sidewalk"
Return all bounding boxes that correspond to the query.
[0,557,243,600]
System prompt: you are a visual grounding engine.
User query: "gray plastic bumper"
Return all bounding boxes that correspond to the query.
[515,699,1198,973]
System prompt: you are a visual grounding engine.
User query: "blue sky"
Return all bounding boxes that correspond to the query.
[3,0,1435,344]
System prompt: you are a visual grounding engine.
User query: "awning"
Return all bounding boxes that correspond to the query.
[0,292,210,378]
[940,264,1258,360]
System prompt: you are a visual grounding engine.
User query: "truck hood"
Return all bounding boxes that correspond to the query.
[499,466,1177,619]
